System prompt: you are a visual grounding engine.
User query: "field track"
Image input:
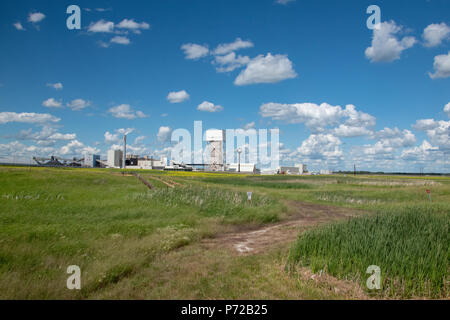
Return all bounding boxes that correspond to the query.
[146,175,177,188]
[202,202,364,255]
[131,173,154,189]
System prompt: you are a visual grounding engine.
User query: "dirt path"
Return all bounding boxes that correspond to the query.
[203,201,363,255]
[145,201,370,300]
[132,173,154,189]
[146,175,176,188]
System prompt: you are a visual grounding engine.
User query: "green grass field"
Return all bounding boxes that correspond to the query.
[287,206,448,298]
[0,166,448,299]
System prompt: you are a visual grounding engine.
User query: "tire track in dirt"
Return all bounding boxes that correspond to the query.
[202,202,363,255]
[147,175,176,188]
[131,173,154,190]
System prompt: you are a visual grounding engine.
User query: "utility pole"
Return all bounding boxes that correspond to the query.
[354,164,356,176]
[123,134,127,169]
[237,148,242,173]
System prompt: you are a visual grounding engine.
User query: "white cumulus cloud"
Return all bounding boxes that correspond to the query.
[28,12,46,23]
[109,104,147,119]
[412,119,438,131]
[116,19,150,34]
[244,122,255,130]
[213,38,254,55]
[13,22,25,31]
[105,128,135,144]
[296,134,343,160]
[444,103,450,118]
[59,140,99,156]
[365,21,416,63]
[234,53,297,85]
[42,98,62,108]
[0,112,60,124]
[117,128,135,135]
[88,20,114,33]
[157,126,172,142]
[214,52,250,73]
[413,119,450,151]
[67,99,91,111]
[181,43,209,60]
[333,125,372,137]
[365,128,416,156]
[182,39,298,86]
[259,102,375,134]
[197,101,223,113]
[134,136,146,144]
[401,140,438,161]
[167,90,190,103]
[429,51,450,79]
[46,82,63,90]
[423,23,450,47]
[110,36,131,45]
[15,126,76,142]
[49,133,77,141]
[104,131,120,144]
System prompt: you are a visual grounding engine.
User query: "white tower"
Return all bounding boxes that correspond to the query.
[205,130,225,171]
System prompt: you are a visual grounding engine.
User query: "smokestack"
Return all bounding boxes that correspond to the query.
[123,134,127,169]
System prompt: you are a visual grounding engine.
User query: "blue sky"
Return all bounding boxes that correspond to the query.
[0,0,449,172]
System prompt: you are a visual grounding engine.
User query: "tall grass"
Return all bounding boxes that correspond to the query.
[287,205,449,298]
[1,167,448,299]
[130,186,282,224]
[202,177,312,189]
[0,168,286,298]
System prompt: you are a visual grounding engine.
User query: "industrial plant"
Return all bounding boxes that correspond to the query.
[30,130,318,175]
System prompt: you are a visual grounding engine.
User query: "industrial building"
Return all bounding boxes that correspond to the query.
[107,149,123,168]
[125,154,139,167]
[227,163,257,174]
[33,156,84,167]
[165,160,193,171]
[125,156,168,170]
[107,131,170,170]
[261,168,278,175]
[278,166,299,175]
[132,156,167,170]
[84,154,100,168]
[106,149,169,170]
[278,164,308,175]
[296,164,307,174]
